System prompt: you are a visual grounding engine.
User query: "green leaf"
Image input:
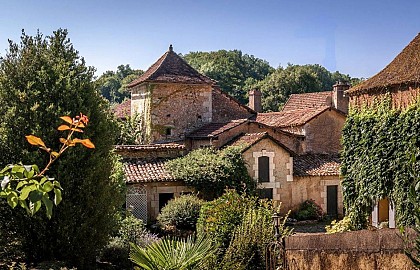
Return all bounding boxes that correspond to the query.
[16,180,29,190]
[30,200,42,215]
[19,184,35,200]
[54,188,62,205]
[42,181,54,193]
[29,190,43,203]
[53,180,62,189]
[19,199,30,214]
[7,192,18,208]
[11,165,25,174]
[42,194,53,219]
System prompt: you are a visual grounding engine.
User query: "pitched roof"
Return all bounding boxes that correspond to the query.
[186,119,249,138]
[123,158,176,183]
[347,33,420,95]
[113,99,131,119]
[282,91,332,111]
[227,132,294,154]
[255,106,331,128]
[115,143,185,151]
[293,153,340,176]
[128,45,215,87]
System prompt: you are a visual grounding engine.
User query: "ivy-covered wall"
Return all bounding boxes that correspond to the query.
[341,97,420,229]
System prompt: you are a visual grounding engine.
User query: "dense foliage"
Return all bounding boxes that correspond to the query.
[197,190,291,270]
[256,64,360,111]
[0,29,125,267]
[157,194,204,233]
[166,146,255,199]
[130,235,215,270]
[95,64,143,103]
[290,199,325,221]
[341,97,420,229]
[100,213,158,269]
[116,113,145,145]
[183,50,274,104]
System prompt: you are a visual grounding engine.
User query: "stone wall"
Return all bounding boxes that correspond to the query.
[284,229,414,270]
[303,110,345,153]
[212,88,254,122]
[349,86,419,110]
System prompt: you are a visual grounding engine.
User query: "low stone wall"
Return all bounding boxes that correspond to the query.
[285,229,415,270]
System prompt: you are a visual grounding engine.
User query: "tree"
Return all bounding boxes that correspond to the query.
[165,146,255,200]
[0,29,125,267]
[183,50,274,104]
[96,64,143,104]
[256,64,359,112]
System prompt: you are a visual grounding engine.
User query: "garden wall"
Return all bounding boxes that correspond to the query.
[284,229,414,270]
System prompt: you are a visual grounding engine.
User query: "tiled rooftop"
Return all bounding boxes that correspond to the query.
[256,106,330,128]
[115,144,185,151]
[113,99,131,119]
[294,153,340,176]
[282,91,331,111]
[228,132,268,148]
[128,45,215,87]
[123,158,176,183]
[187,119,248,138]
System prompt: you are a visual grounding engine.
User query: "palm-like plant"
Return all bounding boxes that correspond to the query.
[129,234,215,270]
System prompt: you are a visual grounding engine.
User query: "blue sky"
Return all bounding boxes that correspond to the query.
[0,0,419,79]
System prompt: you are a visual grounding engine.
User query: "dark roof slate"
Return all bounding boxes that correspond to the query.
[128,46,215,87]
[294,153,340,176]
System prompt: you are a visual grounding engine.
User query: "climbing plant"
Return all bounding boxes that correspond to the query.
[341,96,420,229]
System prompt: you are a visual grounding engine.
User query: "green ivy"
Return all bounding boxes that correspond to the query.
[341,97,420,229]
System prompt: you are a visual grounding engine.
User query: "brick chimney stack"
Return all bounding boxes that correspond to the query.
[249,89,262,112]
[332,81,350,114]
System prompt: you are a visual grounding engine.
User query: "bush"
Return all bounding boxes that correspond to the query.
[166,146,255,199]
[99,213,158,269]
[325,216,354,234]
[291,199,325,221]
[157,194,204,233]
[220,203,292,270]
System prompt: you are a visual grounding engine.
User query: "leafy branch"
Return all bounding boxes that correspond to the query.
[0,113,95,218]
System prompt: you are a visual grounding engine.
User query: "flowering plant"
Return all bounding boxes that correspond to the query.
[0,113,94,218]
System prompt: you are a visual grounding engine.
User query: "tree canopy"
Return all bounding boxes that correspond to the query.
[0,29,125,267]
[183,50,274,104]
[256,64,362,112]
[95,64,143,104]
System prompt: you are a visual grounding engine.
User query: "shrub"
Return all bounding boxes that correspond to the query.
[291,199,325,221]
[166,146,255,199]
[100,213,158,269]
[130,235,216,270]
[220,203,292,270]
[157,194,203,233]
[325,216,354,234]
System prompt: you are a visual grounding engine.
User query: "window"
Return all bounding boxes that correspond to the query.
[165,127,172,136]
[258,156,270,182]
[159,193,174,211]
[257,188,273,200]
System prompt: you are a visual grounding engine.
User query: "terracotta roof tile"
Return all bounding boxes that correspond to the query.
[113,99,131,119]
[294,153,340,176]
[115,144,185,151]
[123,158,176,183]
[282,91,331,111]
[128,46,215,87]
[228,132,268,148]
[256,106,330,128]
[187,119,248,138]
[347,33,420,95]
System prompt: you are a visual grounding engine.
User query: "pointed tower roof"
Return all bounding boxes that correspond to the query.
[128,45,215,87]
[347,33,420,95]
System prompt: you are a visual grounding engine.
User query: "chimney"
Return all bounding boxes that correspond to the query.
[249,89,262,112]
[332,81,350,114]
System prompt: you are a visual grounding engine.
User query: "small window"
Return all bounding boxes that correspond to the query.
[165,127,172,136]
[257,188,273,200]
[159,193,174,211]
[258,156,270,182]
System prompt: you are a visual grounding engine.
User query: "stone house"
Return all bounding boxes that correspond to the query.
[345,33,420,229]
[116,45,348,222]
